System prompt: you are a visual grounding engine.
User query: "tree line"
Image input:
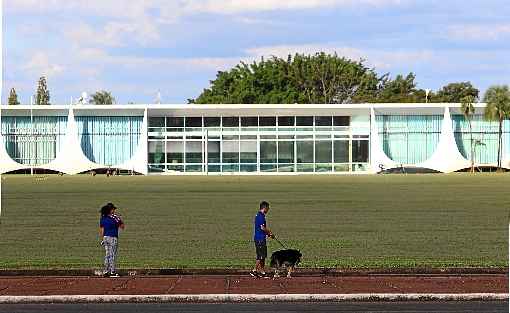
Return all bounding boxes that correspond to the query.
[189,53,481,104]
[8,76,115,106]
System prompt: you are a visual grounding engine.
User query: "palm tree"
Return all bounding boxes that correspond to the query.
[461,95,476,173]
[90,90,115,105]
[483,85,510,170]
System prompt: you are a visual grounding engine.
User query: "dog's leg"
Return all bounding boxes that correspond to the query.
[273,268,279,279]
[287,266,293,278]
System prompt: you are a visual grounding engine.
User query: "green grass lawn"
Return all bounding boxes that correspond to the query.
[0,174,508,270]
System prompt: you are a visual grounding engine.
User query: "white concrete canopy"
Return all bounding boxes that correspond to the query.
[417,107,471,173]
[113,108,148,175]
[0,132,25,174]
[369,107,398,173]
[40,108,104,174]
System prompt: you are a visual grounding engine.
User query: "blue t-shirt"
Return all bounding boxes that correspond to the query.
[254,211,267,242]
[100,216,120,238]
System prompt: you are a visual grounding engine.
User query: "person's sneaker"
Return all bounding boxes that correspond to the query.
[109,272,120,278]
[102,272,110,278]
[259,272,270,279]
[249,270,259,278]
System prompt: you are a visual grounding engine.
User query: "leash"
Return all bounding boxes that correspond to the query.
[273,236,288,249]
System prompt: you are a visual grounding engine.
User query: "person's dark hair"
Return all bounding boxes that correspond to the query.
[100,203,116,217]
[260,201,270,210]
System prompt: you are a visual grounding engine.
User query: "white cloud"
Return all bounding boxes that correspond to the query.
[448,24,510,41]
[64,20,160,48]
[22,52,65,78]
[184,0,405,14]
[244,44,434,70]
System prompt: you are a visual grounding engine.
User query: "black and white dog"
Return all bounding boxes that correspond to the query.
[270,249,302,278]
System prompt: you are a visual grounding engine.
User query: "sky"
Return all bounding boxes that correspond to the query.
[3,0,510,104]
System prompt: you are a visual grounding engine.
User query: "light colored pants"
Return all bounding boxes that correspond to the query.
[103,236,118,274]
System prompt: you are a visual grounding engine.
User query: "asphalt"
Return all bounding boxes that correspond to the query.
[0,301,507,313]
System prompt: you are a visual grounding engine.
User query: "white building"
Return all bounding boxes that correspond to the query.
[1,103,509,175]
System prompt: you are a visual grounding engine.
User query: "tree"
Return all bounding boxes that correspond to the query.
[190,53,386,104]
[90,90,116,105]
[434,82,479,103]
[483,85,510,170]
[374,73,427,103]
[461,95,477,172]
[36,76,50,105]
[8,88,20,105]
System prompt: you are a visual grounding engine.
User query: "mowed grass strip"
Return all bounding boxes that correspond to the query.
[0,174,508,270]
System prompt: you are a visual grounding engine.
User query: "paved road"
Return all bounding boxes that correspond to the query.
[0,301,507,313]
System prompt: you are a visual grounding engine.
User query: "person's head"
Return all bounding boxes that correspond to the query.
[100,202,117,216]
[259,201,270,214]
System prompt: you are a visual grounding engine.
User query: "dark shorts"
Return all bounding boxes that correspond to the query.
[255,240,267,260]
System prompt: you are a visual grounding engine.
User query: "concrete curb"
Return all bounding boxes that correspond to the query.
[0,268,507,277]
[0,294,507,304]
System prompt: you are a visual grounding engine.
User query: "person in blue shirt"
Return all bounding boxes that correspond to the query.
[99,203,125,277]
[250,201,274,278]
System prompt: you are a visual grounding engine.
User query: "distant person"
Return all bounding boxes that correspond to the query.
[99,202,125,277]
[250,201,274,278]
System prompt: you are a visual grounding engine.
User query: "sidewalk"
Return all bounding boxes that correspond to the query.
[0,274,507,296]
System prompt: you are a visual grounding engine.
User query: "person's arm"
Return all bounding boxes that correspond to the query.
[119,221,125,230]
[99,226,105,245]
[261,225,274,238]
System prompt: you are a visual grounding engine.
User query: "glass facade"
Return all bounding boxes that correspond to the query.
[1,116,68,165]
[148,115,370,173]
[377,115,442,164]
[452,115,510,164]
[76,116,143,166]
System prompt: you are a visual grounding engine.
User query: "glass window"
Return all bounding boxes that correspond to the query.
[204,117,221,127]
[333,116,350,126]
[185,141,202,163]
[149,117,165,127]
[278,116,294,127]
[167,165,184,172]
[241,117,258,127]
[167,117,184,128]
[260,164,277,172]
[222,116,239,128]
[208,165,221,173]
[260,141,276,163]
[207,141,220,163]
[334,140,349,163]
[315,116,332,127]
[185,117,202,128]
[315,140,332,163]
[240,164,257,172]
[278,141,294,164]
[167,141,184,164]
[148,141,165,164]
[186,165,202,172]
[296,116,313,126]
[352,140,369,163]
[259,117,276,127]
[240,141,257,163]
[296,141,314,163]
[148,164,165,173]
[222,140,239,163]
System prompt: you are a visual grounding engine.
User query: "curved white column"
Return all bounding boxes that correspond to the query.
[113,109,148,175]
[417,106,470,173]
[40,108,104,174]
[369,107,398,173]
[0,132,25,174]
